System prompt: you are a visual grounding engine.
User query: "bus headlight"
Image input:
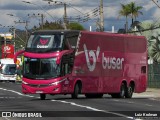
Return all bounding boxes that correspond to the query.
[49,82,59,86]
[22,81,28,85]
[49,78,67,86]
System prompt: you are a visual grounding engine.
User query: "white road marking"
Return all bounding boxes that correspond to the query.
[127,101,134,104]
[51,99,134,119]
[0,88,36,98]
[145,104,153,107]
[133,94,155,98]
[113,99,120,102]
[0,87,147,119]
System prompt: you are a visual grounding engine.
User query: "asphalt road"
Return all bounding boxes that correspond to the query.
[0,82,160,120]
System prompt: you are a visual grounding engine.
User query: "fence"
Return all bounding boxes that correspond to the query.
[148,64,160,88]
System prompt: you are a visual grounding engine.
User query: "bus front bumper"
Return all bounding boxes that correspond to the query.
[22,83,63,94]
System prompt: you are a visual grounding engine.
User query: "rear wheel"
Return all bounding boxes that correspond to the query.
[111,83,125,98]
[125,84,134,98]
[40,94,46,100]
[118,83,125,98]
[71,83,81,99]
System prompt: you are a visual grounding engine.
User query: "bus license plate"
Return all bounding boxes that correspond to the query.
[36,91,43,94]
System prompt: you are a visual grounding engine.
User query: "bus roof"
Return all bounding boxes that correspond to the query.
[81,31,146,39]
[31,30,80,35]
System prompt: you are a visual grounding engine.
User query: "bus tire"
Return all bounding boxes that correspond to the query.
[71,83,80,99]
[125,84,134,98]
[118,83,125,98]
[111,83,125,98]
[40,94,46,100]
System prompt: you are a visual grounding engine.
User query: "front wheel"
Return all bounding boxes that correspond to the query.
[71,83,80,99]
[40,94,46,100]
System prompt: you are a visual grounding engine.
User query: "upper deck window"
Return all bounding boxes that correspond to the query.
[27,34,63,49]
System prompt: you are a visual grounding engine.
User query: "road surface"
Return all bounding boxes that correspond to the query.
[0,82,160,120]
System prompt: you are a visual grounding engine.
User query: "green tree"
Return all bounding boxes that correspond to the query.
[130,20,160,62]
[119,2,143,32]
[128,2,143,24]
[149,31,160,62]
[119,4,131,32]
[67,22,85,30]
[33,21,85,31]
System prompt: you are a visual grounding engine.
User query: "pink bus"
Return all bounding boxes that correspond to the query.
[15,30,147,100]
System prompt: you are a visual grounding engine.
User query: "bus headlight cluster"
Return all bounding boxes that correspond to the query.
[22,81,28,85]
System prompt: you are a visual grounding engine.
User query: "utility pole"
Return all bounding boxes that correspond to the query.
[99,0,104,32]
[28,13,44,29]
[63,3,67,30]
[47,1,68,30]
[41,14,44,29]
[14,20,29,41]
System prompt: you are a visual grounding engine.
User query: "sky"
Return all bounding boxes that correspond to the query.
[0,0,160,32]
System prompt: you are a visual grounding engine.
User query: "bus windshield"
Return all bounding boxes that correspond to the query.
[23,57,60,79]
[27,34,63,49]
[1,64,17,75]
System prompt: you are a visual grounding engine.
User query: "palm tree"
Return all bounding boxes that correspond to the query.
[119,4,130,32]
[119,2,143,32]
[128,2,143,24]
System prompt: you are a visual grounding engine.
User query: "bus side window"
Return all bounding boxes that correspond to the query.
[63,39,70,50]
[61,62,72,76]
[61,63,66,76]
[141,66,146,74]
[65,64,68,75]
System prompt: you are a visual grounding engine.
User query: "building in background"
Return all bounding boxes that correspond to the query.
[0,33,14,59]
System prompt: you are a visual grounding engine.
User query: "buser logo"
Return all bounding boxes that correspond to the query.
[40,39,48,45]
[84,44,124,71]
[84,44,100,71]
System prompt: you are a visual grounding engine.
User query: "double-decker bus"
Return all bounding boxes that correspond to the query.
[14,30,147,100]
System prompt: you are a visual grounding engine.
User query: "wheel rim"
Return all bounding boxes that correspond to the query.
[120,84,125,98]
[128,86,133,96]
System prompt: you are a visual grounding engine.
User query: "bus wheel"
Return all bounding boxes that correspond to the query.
[125,84,134,98]
[71,83,80,99]
[111,83,125,98]
[118,83,125,98]
[40,94,46,100]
